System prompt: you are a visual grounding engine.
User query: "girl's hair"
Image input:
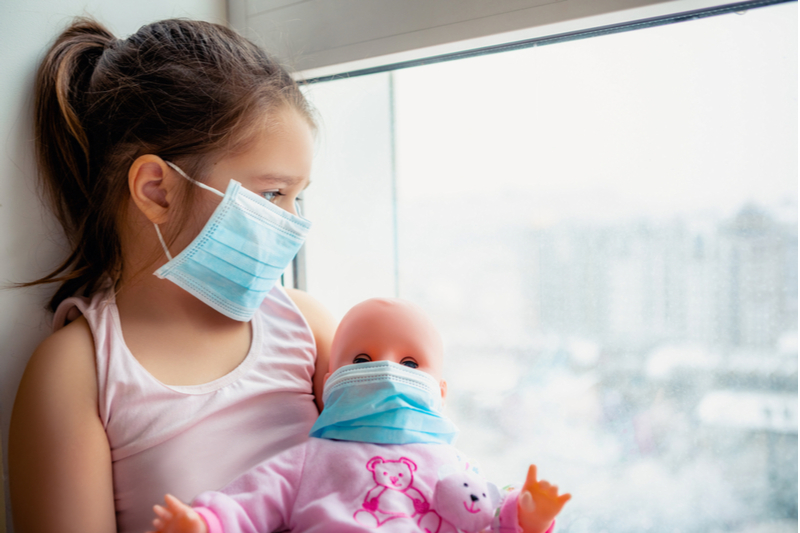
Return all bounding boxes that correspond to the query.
[26,17,314,312]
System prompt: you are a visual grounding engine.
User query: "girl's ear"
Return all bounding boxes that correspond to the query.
[440,379,448,403]
[128,155,179,224]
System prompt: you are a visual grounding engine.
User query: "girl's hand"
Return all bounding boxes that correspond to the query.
[147,494,209,533]
[517,465,571,533]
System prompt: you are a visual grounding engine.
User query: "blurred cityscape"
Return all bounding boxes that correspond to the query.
[399,200,798,533]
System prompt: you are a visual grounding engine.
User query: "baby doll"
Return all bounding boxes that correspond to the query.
[149,298,570,533]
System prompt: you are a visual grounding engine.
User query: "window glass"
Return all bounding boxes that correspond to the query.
[301,3,798,531]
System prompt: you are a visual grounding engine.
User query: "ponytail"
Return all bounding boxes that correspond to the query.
[36,19,114,231]
[28,18,118,310]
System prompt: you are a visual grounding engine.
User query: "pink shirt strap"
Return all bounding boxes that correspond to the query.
[194,507,224,533]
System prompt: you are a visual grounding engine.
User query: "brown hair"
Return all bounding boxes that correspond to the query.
[26,17,313,312]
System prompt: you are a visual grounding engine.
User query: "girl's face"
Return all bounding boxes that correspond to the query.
[189,107,314,221]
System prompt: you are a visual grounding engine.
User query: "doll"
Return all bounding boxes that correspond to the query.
[149,298,570,533]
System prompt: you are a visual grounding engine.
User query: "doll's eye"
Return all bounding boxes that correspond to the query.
[353,354,372,364]
[463,483,469,487]
[482,493,486,498]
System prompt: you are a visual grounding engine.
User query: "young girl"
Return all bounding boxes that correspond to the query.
[8,17,335,533]
[146,298,571,533]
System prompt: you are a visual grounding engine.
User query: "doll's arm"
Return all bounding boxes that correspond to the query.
[147,494,210,533]
[517,465,571,533]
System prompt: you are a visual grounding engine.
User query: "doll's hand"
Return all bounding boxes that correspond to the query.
[517,465,571,533]
[147,494,209,533]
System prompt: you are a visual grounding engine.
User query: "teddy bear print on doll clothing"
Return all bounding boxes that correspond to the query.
[354,456,429,528]
[353,455,498,532]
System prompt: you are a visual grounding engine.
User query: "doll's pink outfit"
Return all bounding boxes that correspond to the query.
[53,285,318,533]
[191,438,550,533]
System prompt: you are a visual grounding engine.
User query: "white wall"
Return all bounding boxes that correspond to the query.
[0,1,227,531]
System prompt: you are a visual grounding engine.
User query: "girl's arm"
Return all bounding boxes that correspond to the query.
[9,316,116,533]
[284,288,336,411]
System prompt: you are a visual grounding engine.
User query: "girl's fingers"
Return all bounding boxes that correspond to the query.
[154,504,172,520]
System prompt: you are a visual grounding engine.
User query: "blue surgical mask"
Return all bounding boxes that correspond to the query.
[309,360,459,445]
[153,162,311,321]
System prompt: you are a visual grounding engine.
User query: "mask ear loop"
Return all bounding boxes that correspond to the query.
[165,161,225,198]
[154,224,173,261]
[154,161,226,262]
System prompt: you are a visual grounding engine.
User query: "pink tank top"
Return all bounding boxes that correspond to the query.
[53,285,319,533]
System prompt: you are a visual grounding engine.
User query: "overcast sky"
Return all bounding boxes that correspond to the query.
[394,2,797,224]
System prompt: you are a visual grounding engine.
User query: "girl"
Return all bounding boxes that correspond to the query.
[8,17,335,533]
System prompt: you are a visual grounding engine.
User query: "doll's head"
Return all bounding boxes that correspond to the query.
[326,298,447,399]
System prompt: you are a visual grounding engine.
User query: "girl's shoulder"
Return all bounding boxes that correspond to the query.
[22,315,97,402]
[283,287,337,336]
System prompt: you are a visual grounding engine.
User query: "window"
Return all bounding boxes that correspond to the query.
[300,3,798,530]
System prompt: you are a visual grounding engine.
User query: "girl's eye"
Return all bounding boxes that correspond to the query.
[401,359,418,369]
[353,354,371,364]
[261,190,283,202]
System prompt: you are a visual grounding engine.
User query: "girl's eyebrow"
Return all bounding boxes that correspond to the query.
[255,174,311,189]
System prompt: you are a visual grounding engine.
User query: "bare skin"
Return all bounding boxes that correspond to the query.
[9,108,334,533]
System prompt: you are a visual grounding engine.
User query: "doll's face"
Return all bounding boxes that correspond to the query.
[327,299,447,397]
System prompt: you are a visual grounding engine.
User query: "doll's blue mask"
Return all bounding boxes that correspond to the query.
[310,360,459,445]
[153,162,310,321]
